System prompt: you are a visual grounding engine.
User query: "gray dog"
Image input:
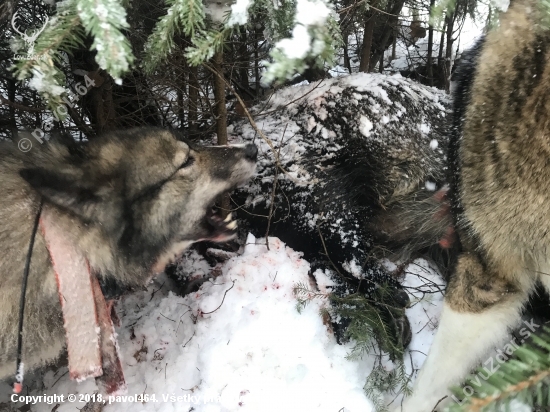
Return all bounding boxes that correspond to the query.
[0,127,257,387]
[402,0,550,409]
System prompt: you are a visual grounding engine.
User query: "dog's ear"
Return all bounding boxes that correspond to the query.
[19,167,120,224]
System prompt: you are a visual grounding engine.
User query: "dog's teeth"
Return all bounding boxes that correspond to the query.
[227,220,237,230]
[224,213,232,223]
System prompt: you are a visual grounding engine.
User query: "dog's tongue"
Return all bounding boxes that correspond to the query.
[40,206,126,393]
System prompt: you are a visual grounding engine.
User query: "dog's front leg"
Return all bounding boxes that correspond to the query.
[400,253,530,412]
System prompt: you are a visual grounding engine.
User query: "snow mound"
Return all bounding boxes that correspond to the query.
[24,235,375,412]
[6,240,447,412]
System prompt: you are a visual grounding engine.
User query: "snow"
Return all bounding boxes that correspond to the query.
[204,0,233,23]
[401,259,444,379]
[491,0,510,11]
[227,0,251,26]
[275,25,312,60]
[8,238,446,411]
[425,181,437,191]
[263,0,334,82]
[359,116,373,137]
[295,0,331,26]
[380,2,509,78]
[28,68,67,97]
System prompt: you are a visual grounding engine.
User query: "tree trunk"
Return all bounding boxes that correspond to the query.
[213,50,227,145]
[212,50,230,216]
[392,26,397,61]
[239,29,250,92]
[427,0,435,87]
[254,26,260,98]
[438,19,446,66]
[444,12,455,93]
[88,71,117,133]
[8,77,17,138]
[343,30,352,74]
[359,12,376,73]
[188,65,199,135]
[368,0,406,72]
[177,62,185,129]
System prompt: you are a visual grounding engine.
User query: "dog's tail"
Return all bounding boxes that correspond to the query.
[370,186,457,275]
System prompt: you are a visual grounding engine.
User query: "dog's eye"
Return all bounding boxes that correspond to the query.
[179,156,195,169]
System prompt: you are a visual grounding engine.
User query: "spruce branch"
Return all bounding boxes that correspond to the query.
[263,10,342,84]
[185,28,231,66]
[293,282,329,313]
[365,362,412,412]
[14,0,133,108]
[76,0,134,81]
[448,327,550,412]
[293,280,411,412]
[13,0,85,109]
[143,0,206,73]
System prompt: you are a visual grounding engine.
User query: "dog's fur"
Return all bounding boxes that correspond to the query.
[402,1,550,410]
[0,127,256,381]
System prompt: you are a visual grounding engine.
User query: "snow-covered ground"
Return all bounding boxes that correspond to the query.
[3,236,444,412]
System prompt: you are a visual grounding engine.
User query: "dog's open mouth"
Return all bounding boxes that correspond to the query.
[204,207,238,242]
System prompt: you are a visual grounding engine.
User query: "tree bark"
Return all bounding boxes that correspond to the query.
[368,0,406,72]
[444,12,456,93]
[391,26,397,61]
[212,50,230,215]
[438,19,446,66]
[343,29,352,74]
[254,26,260,98]
[7,77,17,138]
[213,50,227,145]
[188,65,199,135]
[427,0,435,87]
[359,12,376,73]
[178,61,185,130]
[239,28,250,92]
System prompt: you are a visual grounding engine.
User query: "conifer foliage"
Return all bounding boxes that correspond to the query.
[448,327,550,412]
[12,0,339,106]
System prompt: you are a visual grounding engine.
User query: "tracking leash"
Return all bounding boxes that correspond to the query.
[13,200,127,395]
[14,198,43,394]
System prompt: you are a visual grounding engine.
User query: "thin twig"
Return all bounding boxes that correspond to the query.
[201,280,236,314]
[50,370,69,389]
[339,0,400,16]
[150,282,165,301]
[432,395,448,412]
[265,124,288,249]
[160,313,175,322]
[182,331,195,348]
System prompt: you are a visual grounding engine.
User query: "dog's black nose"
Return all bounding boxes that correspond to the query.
[244,144,258,161]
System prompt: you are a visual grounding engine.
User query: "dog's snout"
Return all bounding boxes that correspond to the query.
[244,144,258,161]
